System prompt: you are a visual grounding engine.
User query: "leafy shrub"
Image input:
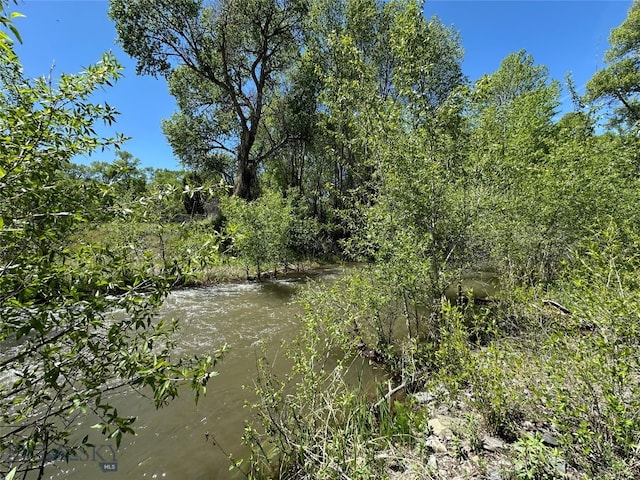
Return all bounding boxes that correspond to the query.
[221,190,293,279]
[512,433,563,480]
[539,224,640,478]
[0,33,218,478]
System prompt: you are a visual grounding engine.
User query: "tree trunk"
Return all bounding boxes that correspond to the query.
[234,159,257,200]
[234,128,258,200]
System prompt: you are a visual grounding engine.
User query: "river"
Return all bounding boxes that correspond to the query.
[43,266,346,480]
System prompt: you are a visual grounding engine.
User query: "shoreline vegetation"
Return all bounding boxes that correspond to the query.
[3,0,640,478]
[242,236,640,480]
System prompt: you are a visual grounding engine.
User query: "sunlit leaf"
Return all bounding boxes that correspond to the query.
[5,467,17,480]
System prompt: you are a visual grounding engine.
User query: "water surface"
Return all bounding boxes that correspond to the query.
[44,267,344,480]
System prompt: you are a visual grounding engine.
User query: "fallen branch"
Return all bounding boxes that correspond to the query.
[373,381,407,410]
[542,299,571,315]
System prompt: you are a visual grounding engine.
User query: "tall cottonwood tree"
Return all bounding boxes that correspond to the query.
[109,0,306,200]
[587,0,640,130]
[303,0,384,208]
[281,0,465,226]
[318,0,470,315]
[389,2,464,126]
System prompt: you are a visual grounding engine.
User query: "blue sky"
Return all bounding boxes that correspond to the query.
[10,0,634,171]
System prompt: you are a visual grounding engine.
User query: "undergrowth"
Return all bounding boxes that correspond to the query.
[244,224,640,479]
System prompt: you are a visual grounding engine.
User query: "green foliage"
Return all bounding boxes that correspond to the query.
[0,19,220,479]
[96,1,640,478]
[240,3,640,478]
[248,355,386,480]
[86,184,223,284]
[466,50,564,284]
[539,224,640,478]
[471,345,530,442]
[512,433,563,480]
[221,190,293,279]
[246,279,431,480]
[432,303,476,392]
[389,4,464,120]
[297,267,398,358]
[90,151,150,199]
[286,193,325,259]
[0,1,22,53]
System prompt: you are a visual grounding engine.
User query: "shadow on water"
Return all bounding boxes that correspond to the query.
[443,269,500,304]
[258,279,299,301]
[257,265,345,301]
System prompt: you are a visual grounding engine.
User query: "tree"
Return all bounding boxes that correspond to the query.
[102,151,150,198]
[586,0,640,130]
[273,0,466,243]
[466,50,562,282]
[389,2,465,126]
[294,0,472,359]
[0,7,218,478]
[73,151,150,200]
[222,190,293,279]
[469,50,558,163]
[109,0,306,200]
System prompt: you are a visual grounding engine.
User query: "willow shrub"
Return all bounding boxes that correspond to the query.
[464,223,640,478]
[245,271,436,480]
[245,279,385,480]
[221,190,293,280]
[81,184,223,286]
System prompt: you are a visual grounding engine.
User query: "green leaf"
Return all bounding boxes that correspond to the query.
[8,24,21,44]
